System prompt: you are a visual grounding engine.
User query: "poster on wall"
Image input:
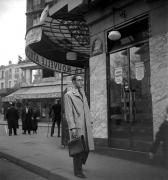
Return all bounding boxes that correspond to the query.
[114,67,123,84]
[135,62,145,80]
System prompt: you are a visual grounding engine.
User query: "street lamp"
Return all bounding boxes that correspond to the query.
[108,8,121,41]
[108,30,121,41]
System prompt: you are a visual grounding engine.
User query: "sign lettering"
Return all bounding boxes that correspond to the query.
[25,46,85,75]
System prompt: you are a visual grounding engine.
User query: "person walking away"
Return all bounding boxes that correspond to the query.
[49,99,61,137]
[149,105,168,168]
[32,106,39,134]
[21,103,33,134]
[64,75,94,178]
[6,102,19,136]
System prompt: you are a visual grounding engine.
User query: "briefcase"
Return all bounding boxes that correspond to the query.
[68,135,86,157]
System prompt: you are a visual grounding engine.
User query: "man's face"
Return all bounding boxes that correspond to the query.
[73,76,83,88]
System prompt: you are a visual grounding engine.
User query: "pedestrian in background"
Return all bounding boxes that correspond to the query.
[6,102,19,136]
[49,99,61,137]
[31,106,39,134]
[149,105,168,168]
[21,103,32,134]
[64,75,94,178]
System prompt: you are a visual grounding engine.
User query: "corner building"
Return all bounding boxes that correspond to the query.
[25,0,168,152]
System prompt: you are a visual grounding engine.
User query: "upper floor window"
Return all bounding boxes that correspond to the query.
[0,70,5,79]
[9,69,12,79]
[1,70,4,79]
[9,81,12,88]
[1,82,4,89]
[33,0,41,10]
[15,68,19,73]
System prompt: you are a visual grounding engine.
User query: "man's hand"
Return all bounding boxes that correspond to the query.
[71,129,78,139]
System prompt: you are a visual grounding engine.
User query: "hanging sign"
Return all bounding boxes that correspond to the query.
[25,46,84,75]
[135,62,145,80]
[114,67,123,84]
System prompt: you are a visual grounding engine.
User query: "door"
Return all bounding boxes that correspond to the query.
[109,42,153,151]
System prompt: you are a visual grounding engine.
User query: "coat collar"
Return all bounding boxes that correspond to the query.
[70,86,83,100]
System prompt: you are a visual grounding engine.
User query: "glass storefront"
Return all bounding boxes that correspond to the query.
[108,17,153,151]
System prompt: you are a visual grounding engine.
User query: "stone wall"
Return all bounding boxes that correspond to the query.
[90,53,107,138]
[150,32,168,137]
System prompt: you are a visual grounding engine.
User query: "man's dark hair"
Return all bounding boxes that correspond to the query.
[71,75,78,82]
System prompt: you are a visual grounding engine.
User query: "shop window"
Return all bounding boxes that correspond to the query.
[42,69,54,78]
[108,17,153,151]
[108,17,149,52]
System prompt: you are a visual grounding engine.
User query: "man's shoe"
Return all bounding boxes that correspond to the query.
[75,173,86,178]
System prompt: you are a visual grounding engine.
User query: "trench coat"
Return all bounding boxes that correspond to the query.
[64,87,94,151]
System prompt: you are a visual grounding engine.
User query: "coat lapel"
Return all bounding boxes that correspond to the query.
[71,88,83,101]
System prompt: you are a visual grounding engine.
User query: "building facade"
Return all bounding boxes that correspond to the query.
[1,59,65,121]
[25,0,168,152]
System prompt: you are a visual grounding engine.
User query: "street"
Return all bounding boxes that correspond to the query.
[1,114,168,180]
[0,158,47,180]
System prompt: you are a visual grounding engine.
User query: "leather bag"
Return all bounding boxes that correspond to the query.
[68,135,86,157]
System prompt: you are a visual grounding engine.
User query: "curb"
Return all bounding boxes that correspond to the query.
[0,151,69,180]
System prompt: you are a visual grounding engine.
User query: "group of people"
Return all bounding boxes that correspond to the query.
[5,103,39,136]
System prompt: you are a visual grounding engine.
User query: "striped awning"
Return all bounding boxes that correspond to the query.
[2,85,61,102]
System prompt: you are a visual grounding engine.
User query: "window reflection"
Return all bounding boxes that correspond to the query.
[109,42,153,143]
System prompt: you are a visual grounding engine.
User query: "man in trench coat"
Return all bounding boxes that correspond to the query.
[64,75,94,178]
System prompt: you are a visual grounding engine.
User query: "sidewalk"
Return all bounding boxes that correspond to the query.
[0,116,168,180]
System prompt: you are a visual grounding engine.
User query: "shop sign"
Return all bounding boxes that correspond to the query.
[92,38,103,56]
[26,26,42,47]
[114,67,123,84]
[135,62,144,80]
[25,47,85,75]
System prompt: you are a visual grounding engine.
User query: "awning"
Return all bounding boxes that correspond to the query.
[2,85,61,102]
[25,3,90,74]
